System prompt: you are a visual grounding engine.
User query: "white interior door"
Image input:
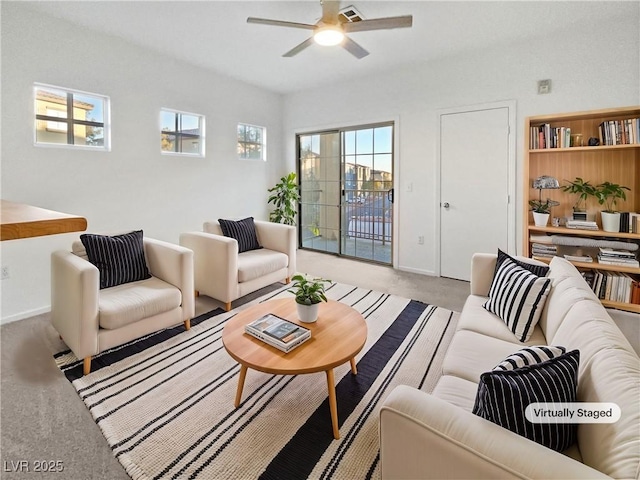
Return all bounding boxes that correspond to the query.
[439,105,512,281]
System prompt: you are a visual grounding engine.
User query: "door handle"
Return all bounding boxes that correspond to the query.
[442,202,450,209]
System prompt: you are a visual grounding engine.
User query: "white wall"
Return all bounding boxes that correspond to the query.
[0,4,284,322]
[283,14,640,276]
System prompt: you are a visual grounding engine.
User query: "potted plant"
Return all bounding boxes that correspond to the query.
[287,274,330,323]
[594,182,630,232]
[267,172,300,225]
[562,177,596,214]
[528,199,559,227]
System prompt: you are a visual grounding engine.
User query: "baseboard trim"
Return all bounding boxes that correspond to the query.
[397,266,435,276]
[1,306,50,325]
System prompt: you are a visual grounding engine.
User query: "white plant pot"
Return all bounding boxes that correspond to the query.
[532,212,550,227]
[601,211,621,233]
[296,302,319,323]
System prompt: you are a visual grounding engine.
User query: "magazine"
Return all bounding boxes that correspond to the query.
[245,313,311,353]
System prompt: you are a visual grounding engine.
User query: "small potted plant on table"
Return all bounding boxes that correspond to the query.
[594,182,630,232]
[288,274,331,323]
[562,177,596,219]
[529,199,559,227]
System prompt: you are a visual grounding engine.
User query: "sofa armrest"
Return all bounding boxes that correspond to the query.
[470,253,497,296]
[380,386,609,480]
[144,238,195,319]
[254,221,296,276]
[51,250,100,359]
[179,231,238,302]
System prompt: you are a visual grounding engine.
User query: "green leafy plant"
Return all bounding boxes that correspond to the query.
[594,182,630,213]
[287,274,331,305]
[528,199,559,214]
[562,177,596,212]
[267,172,301,225]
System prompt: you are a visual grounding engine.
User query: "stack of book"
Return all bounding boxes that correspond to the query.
[565,220,599,230]
[598,118,640,146]
[597,248,639,268]
[564,254,593,263]
[532,243,557,258]
[245,313,311,353]
[583,270,640,304]
[530,123,572,149]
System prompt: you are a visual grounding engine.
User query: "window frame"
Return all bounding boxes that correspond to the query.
[33,83,111,151]
[160,108,206,157]
[237,123,267,161]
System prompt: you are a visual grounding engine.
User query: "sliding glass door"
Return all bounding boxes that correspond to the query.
[298,123,394,265]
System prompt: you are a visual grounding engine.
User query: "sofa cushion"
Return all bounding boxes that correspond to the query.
[496,249,550,277]
[237,249,288,283]
[99,276,182,330]
[80,230,151,289]
[494,345,567,371]
[431,375,479,412]
[442,330,545,383]
[472,349,580,452]
[218,217,262,253]
[483,256,552,342]
[457,296,547,345]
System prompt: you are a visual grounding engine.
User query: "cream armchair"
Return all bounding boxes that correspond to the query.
[51,237,194,375]
[180,220,296,311]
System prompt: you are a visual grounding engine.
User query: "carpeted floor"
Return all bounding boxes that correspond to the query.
[54,282,458,479]
[0,250,470,480]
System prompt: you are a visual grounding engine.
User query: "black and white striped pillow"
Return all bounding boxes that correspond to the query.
[494,346,567,371]
[496,249,549,277]
[472,349,580,452]
[80,230,151,289]
[218,217,262,253]
[483,256,552,342]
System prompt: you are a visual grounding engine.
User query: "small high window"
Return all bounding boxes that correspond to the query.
[161,109,205,156]
[238,123,266,161]
[34,83,110,150]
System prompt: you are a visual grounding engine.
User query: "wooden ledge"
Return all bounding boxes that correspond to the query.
[1,199,87,241]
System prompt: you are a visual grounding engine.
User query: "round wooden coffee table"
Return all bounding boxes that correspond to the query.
[222,298,367,439]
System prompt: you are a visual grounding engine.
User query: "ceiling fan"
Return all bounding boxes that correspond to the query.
[247,1,413,59]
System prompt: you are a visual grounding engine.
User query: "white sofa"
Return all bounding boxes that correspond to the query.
[179,220,296,311]
[380,253,640,479]
[51,237,194,375]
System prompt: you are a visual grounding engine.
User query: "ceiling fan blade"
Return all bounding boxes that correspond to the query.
[343,15,413,33]
[283,37,315,57]
[321,0,341,23]
[247,17,316,30]
[342,37,369,59]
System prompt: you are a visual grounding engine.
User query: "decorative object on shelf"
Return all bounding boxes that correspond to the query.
[267,172,300,225]
[594,182,631,233]
[562,177,596,218]
[570,133,583,147]
[588,137,600,146]
[287,274,331,323]
[530,176,560,226]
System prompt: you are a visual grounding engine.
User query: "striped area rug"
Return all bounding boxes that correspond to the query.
[54,282,459,480]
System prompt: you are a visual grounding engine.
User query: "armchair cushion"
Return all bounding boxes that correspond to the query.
[98,276,182,330]
[80,230,151,289]
[218,217,262,253]
[238,249,288,283]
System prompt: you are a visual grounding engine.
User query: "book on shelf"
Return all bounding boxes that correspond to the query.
[597,257,640,268]
[565,220,599,230]
[598,118,640,146]
[564,254,593,263]
[598,247,636,259]
[244,313,311,353]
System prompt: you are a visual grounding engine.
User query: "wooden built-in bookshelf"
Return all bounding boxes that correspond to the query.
[523,106,640,313]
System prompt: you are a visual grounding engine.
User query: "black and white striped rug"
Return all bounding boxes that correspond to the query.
[54,282,459,480]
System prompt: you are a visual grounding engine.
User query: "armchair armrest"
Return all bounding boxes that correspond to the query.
[380,386,608,480]
[144,238,195,319]
[179,231,238,302]
[51,250,99,359]
[254,221,296,276]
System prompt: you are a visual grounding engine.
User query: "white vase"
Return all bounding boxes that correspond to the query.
[601,211,621,233]
[296,302,319,323]
[532,212,550,227]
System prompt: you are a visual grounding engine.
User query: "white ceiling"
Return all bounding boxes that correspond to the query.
[21,1,636,94]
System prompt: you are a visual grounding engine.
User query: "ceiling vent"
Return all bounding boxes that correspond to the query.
[339,5,364,23]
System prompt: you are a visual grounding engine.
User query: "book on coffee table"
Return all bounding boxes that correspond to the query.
[245,313,311,353]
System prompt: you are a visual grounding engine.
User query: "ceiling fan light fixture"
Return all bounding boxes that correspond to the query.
[313,26,344,46]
